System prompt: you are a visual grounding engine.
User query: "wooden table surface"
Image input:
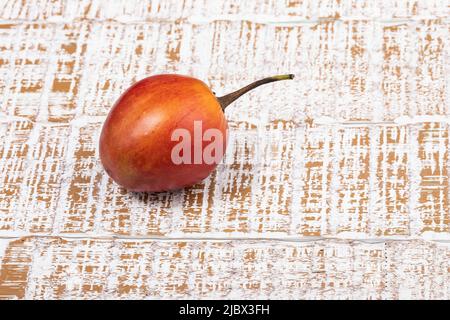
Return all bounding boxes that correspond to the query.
[0,0,449,299]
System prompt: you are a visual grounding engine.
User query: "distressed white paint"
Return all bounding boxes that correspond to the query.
[0,0,449,299]
[0,239,10,261]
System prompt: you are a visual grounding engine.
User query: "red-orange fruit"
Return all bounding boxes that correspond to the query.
[99,74,294,192]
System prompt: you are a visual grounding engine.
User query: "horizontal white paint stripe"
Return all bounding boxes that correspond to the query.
[1,233,450,244]
[0,15,446,26]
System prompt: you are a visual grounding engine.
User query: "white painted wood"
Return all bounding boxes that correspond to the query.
[0,0,448,299]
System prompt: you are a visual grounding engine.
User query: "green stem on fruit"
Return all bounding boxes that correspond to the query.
[217,74,295,111]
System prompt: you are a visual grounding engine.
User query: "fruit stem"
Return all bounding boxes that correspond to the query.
[217,74,295,110]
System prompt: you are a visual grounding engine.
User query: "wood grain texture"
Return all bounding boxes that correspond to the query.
[0,0,449,299]
[1,238,450,299]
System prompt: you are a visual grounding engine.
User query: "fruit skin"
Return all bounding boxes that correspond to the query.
[99,74,227,192]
